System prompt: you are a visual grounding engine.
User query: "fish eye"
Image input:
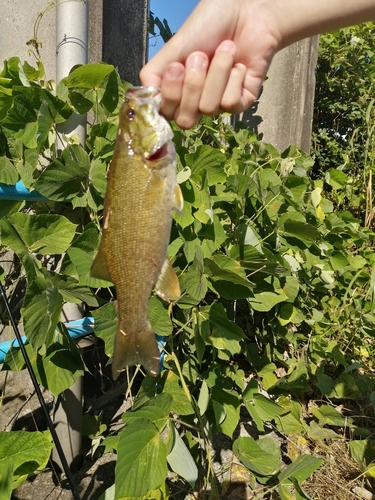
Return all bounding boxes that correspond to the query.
[127,108,136,120]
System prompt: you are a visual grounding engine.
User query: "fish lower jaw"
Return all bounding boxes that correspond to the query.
[144,141,170,163]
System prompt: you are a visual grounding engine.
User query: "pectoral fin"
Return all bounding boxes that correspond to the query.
[91,244,113,283]
[155,258,180,302]
[174,184,184,213]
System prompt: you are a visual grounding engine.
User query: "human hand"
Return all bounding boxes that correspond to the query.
[140,0,281,129]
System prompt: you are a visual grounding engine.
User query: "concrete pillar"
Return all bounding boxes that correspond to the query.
[241,37,320,153]
[0,0,56,81]
[88,0,103,63]
[102,0,148,84]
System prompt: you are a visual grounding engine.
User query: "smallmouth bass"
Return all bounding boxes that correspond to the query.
[91,86,183,379]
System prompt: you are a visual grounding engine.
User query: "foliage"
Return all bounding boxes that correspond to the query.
[0,56,375,498]
[312,22,375,225]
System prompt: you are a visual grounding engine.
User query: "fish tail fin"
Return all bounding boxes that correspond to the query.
[111,321,160,380]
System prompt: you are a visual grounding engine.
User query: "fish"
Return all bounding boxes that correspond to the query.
[91,86,183,380]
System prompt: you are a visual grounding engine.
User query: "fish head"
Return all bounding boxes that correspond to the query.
[119,86,174,161]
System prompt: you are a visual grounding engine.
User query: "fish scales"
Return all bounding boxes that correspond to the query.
[91,87,183,379]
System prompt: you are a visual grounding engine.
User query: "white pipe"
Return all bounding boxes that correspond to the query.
[53,0,89,472]
[56,0,88,147]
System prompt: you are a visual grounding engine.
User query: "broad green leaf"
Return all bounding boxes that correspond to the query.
[161,371,194,416]
[325,169,348,189]
[115,483,168,500]
[22,279,63,348]
[0,156,18,185]
[6,212,76,255]
[205,256,253,298]
[249,288,288,312]
[122,393,172,431]
[0,457,12,500]
[63,63,115,89]
[310,405,353,427]
[43,269,98,307]
[278,454,323,484]
[92,302,118,357]
[33,341,85,396]
[244,392,283,432]
[197,379,210,416]
[2,94,37,148]
[233,436,280,476]
[212,387,241,438]
[349,440,375,474]
[307,421,339,441]
[203,302,244,355]
[36,100,53,151]
[167,423,198,488]
[34,144,90,201]
[149,297,173,337]
[115,419,167,498]
[185,145,226,185]
[0,217,41,281]
[281,220,320,247]
[0,430,53,485]
[66,222,112,287]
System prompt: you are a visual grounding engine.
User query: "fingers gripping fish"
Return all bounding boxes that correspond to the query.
[91,87,183,380]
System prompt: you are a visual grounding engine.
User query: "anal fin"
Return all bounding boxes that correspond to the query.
[155,258,180,302]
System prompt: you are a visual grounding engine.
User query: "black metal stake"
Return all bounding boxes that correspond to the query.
[0,283,81,500]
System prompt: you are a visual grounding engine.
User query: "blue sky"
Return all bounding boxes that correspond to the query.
[148,0,199,58]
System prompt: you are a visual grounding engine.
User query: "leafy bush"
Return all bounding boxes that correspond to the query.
[1,57,375,498]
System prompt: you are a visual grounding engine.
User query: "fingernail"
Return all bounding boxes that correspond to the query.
[188,53,206,68]
[216,40,236,56]
[166,64,184,79]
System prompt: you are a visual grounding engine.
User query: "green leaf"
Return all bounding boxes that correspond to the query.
[205,256,253,299]
[33,340,85,396]
[167,423,198,488]
[211,387,241,438]
[36,100,54,152]
[233,436,280,476]
[2,94,37,148]
[249,288,288,312]
[204,302,244,355]
[244,391,284,432]
[278,454,322,484]
[0,217,41,281]
[310,405,353,427]
[325,169,348,189]
[281,219,320,247]
[161,371,194,416]
[0,458,13,500]
[0,156,18,185]
[149,297,173,337]
[92,302,117,357]
[34,144,90,201]
[22,279,63,348]
[63,63,115,89]
[115,419,167,498]
[122,393,172,431]
[67,223,112,288]
[185,145,226,185]
[6,213,77,255]
[349,440,375,473]
[0,431,53,486]
[197,379,210,416]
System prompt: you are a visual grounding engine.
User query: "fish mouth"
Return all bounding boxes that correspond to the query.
[146,141,170,162]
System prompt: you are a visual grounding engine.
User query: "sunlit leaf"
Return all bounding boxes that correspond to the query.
[115,419,167,498]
